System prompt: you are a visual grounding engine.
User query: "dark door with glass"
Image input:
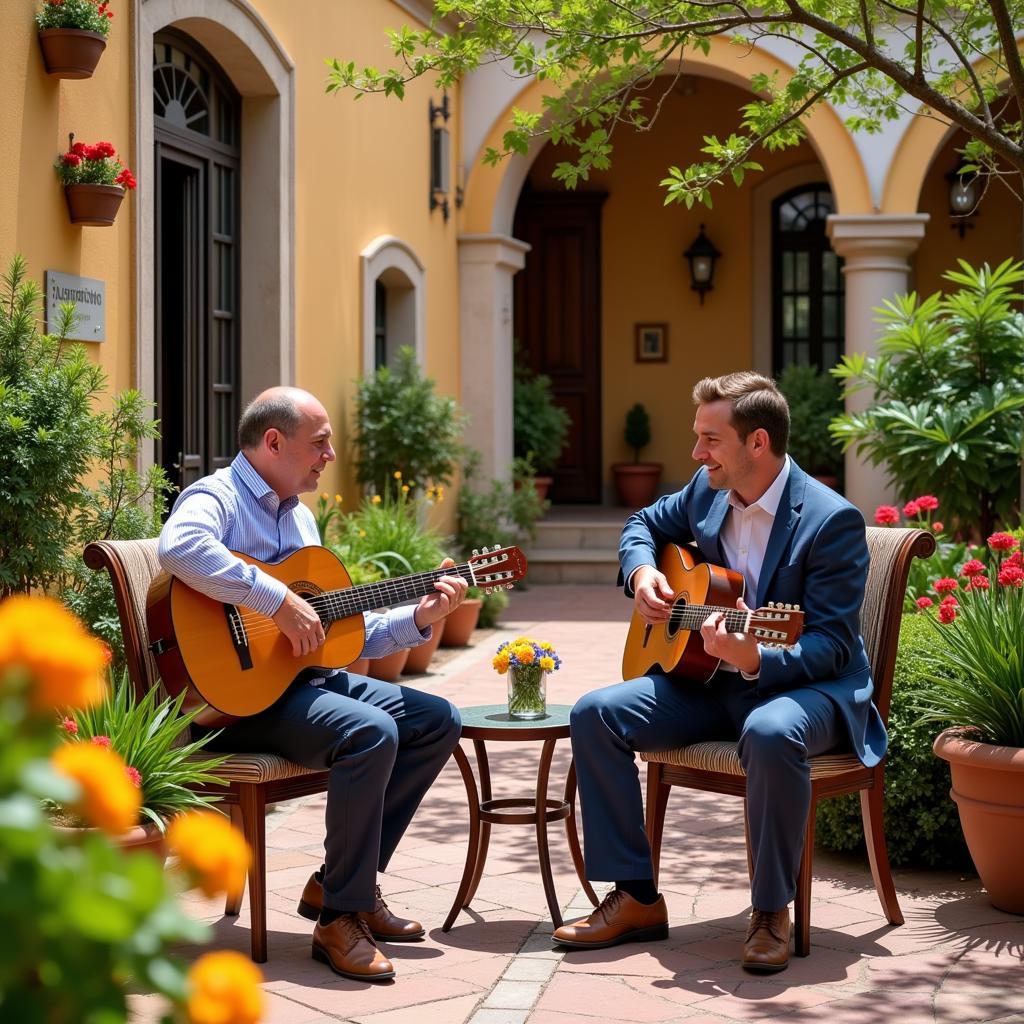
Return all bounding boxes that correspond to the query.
[772,184,844,372]
[153,31,240,489]
[513,189,606,503]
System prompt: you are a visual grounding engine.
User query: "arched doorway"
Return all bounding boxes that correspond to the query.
[153,30,241,488]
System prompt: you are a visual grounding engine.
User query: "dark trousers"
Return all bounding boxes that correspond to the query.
[570,671,842,911]
[206,671,461,912]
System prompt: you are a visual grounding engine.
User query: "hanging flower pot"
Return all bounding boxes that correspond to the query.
[38,28,107,79]
[64,183,125,225]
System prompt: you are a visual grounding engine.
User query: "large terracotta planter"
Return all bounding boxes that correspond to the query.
[440,598,482,647]
[612,462,663,508]
[64,183,125,226]
[345,657,371,676]
[933,728,1024,914]
[366,648,410,682]
[54,819,168,862]
[403,618,445,675]
[38,28,107,79]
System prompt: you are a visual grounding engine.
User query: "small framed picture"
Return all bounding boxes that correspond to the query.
[635,323,668,363]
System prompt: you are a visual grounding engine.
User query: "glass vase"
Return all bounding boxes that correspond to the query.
[507,665,547,720]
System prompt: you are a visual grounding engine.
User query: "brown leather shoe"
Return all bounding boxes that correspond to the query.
[552,889,669,949]
[298,875,425,941]
[742,907,791,973]
[312,913,395,981]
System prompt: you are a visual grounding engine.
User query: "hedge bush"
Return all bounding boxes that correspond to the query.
[815,613,971,869]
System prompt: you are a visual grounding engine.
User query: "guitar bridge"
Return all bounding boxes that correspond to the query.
[223,604,253,671]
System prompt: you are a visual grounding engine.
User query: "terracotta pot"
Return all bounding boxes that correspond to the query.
[345,657,371,676]
[403,618,445,674]
[533,475,553,501]
[933,728,1024,914]
[38,28,107,79]
[64,183,125,226]
[611,462,663,508]
[365,648,410,682]
[439,598,482,647]
[54,819,168,862]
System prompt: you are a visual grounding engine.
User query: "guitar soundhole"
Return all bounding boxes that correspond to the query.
[291,579,323,599]
[665,598,687,640]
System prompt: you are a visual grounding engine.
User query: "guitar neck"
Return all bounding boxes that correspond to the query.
[670,604,751,633]
[314,563,476,623]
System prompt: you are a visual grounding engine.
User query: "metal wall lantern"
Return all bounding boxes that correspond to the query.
[430,93,450,221]
[946,169,979,239]
[683,223,721,305]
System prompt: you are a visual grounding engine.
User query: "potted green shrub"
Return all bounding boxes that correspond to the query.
[611,402,663,507]
[911,532,1024,913]
[55,137,137,226]
[513,360,570,500]
[36,0,114,79]
[776,363,844,488]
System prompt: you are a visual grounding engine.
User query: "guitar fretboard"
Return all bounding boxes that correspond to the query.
[669,604,751,633]
[305,563,477,622]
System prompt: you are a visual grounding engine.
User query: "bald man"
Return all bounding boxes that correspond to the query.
[159,387,465,981]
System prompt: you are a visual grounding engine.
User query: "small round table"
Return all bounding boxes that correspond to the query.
[442,704,599,931]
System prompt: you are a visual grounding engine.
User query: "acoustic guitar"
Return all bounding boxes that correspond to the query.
[621,544,804,683]
[147,544,527,727]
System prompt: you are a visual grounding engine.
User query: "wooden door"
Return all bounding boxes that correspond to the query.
[513,190,606,503]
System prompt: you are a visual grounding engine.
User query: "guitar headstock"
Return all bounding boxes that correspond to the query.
[750,603,804,647]
[467,545,528,591]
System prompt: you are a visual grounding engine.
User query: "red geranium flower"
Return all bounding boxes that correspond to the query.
[933,577,959,594]
[915,596,934,610]
[1005,551,1023,569]
[124,765,142,787]
[115,167,137,190]
[938,603,957,624]
[960,559,986,578]
[967,575,990,591]
[902,500,920,518]
[91,734,111,748]
[914,495,939,511]
[997,565,1024,588]
[874,505,899,526]
[988,532,1020,552]
[90,141,116,159]
[932,521,944,533]
[61,152,81,167]
[61,717,78,734]
[939,594,958,607]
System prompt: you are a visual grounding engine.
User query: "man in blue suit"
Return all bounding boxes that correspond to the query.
[554,371,883,973]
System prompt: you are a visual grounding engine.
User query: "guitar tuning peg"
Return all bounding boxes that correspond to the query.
[472,548,480,557]
[505,583,513,591]
[768,600,776,608]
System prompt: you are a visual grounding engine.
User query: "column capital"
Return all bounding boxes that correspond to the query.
[458,233,531,272]
[826,213,930,270]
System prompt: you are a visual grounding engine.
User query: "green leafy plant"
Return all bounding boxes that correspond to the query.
[514,360,570,474]
[624,402,653,462]
[36,0,115,36]
[910,534,1024,748]
[776,364,844,478]
[351,346,465,499]
[55,138,137,190]
[58,675,228,830]
[477,586,509,628]
[815,613,970,869]
[314,491,346,544]
[831,260,1024,539]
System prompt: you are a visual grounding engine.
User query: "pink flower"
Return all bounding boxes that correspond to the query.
[124,765,142,787]
[902,500,920,518]
[932,521,944,534]
[91,735,111,748]
[967,575,990,591]
[997,565,1024,588]
[874,505,899,526]
[939,594,959,608]
[938,603,957,624]
[915,596,934,610]
[960,559,986,578]
[915,495,939,512]
[61,717,78,735]
[933,577,959,594]
[988,532,1020,552]
[1005,551,1023,569]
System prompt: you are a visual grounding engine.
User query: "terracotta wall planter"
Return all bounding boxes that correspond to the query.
[38,28,107,79]
[933,728,1024,914]
[54,819,167,862]
[611,462,663,508]
[64,183,125,226]
[365,648,410,683]
[403,618,445,675]
[440,598,482,647]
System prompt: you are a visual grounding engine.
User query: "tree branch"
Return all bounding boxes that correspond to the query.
[987,0,1024,119]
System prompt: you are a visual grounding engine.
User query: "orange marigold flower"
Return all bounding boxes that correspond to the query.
[514,645,535,665]
[186,951,264,1024]
[0,596,106,712]
[492,652,510,674]
[168,810,251,898]
[52,742,141,835]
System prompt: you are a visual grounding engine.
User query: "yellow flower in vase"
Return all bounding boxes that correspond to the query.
[493,637,562,720]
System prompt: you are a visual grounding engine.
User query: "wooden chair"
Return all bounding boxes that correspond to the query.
[84,538,330,963]
[642,526,936,956]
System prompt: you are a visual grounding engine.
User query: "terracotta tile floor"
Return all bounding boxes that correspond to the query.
[131,584,1023,1023]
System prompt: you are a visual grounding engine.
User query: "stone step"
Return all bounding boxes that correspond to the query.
[531,520,622,551]
[525,547,620,585]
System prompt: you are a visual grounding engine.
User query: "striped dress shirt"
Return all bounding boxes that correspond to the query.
[158,452,428,668]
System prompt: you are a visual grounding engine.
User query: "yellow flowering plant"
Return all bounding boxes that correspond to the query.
[492,637,561,717]
[0,596,264,1022]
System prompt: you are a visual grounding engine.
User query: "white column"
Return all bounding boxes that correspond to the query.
[457,234,531,483]
[826,213,929,516]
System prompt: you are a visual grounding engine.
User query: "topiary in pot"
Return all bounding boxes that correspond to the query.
[513,360,570,498]
[612,403,662,508]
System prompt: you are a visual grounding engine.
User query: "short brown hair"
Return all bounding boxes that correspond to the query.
[692,372,790,456]
[237,392,303,450]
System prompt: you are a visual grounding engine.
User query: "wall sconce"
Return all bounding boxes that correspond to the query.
[946,170,979,239]
[683,223,721,305]
[429,93,450,221]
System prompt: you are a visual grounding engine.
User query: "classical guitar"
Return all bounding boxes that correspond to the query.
[621,544,803,683]
[147,545,527,727]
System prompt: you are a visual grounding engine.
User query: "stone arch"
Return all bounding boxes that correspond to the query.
[135,0,295,418]
[461,36,872,234]
[360,236,427,370]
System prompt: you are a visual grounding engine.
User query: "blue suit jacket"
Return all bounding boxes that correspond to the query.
[618,460,887,767]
